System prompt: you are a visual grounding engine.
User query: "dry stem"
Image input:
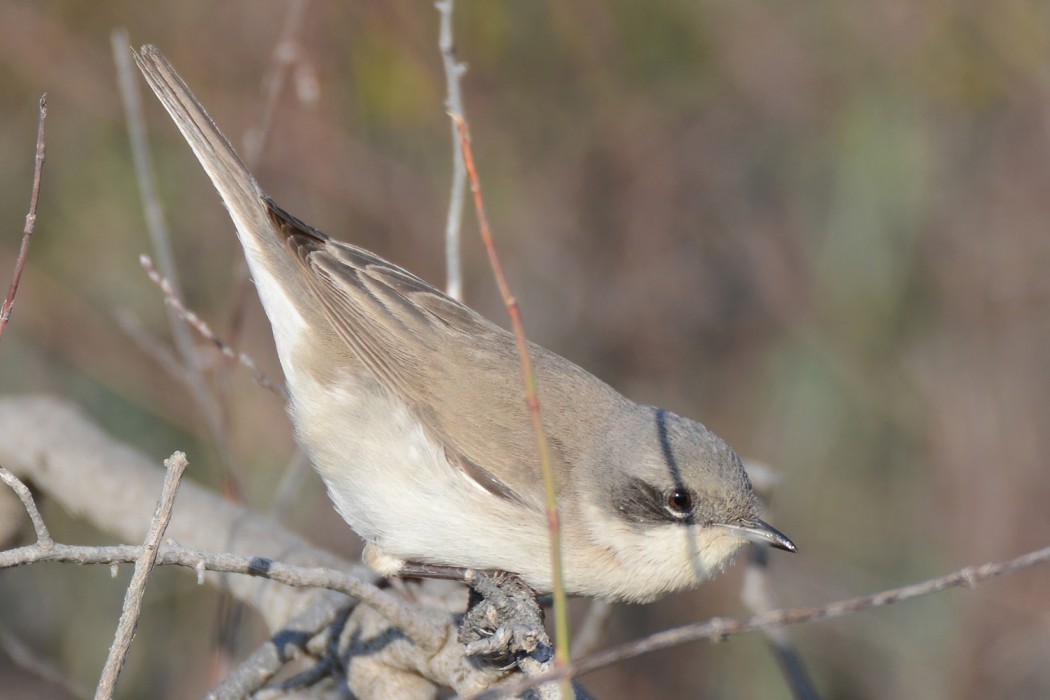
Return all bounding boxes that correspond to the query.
[436,0,468,301]
[451,113,573,696]
[0,94,47,342]
[95,452,189,699]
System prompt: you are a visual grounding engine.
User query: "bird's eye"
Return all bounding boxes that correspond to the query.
[666,489,693,516]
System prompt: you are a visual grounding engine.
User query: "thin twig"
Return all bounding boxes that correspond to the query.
[0,466,51,548]
[0,394,368,633]
[206,596,354,700]
[451,113,572,693]
[0,94,47,342]
[242,0,311,167]
[226,0,312,343]
[0,542,444,652]
[112,31,183,310]
[269,449,311,517]
[471,544,1050,699]
[112,30,237,485]
[95,452,189,700]
[140,255,288,400]
[742,549,821,700]
[0,624,91,700]
[570,600,612,658]
[114,310,192,389]
[740,461,819,700]
[436,0,468,301]
[111,32,200,383]
[6,392,1050,700]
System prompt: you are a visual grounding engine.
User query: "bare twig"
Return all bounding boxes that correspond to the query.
[742,549,821,700]
[0,466,51,548]
[112,30,238,491]
[0,406,431,652]
[95,452,189,700]
[242,0,312,167]
[114,309,192,388]
[226,0,313,344]
[111,30,183,312]
[740,461,819,700]
[269,449,311,517]
[0,395,566,698]
[452,114,572,696]
[0,624,91,700]
[140,255,288,400]
[8,396,1048,699]
[206,596,354,699]
[570,600,612,659]
[0,396,527,695]
[0,94,47,342]
[112,32,200,383]
[1,541,443,653]
[473,544,1050,699]
[0,395,367,632]
[436,0,468,301]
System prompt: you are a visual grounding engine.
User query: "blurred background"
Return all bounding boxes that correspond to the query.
[1,0,1049,698]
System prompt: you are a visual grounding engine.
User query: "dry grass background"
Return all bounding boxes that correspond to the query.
[1,1,1049,698]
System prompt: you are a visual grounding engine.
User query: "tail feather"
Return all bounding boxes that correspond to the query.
[133,45,284,266]
[134,45,311,381]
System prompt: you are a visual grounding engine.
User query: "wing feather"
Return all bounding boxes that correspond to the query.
[266,201,589,510]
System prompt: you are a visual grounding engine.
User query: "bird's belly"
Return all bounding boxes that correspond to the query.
[288,374,550,578]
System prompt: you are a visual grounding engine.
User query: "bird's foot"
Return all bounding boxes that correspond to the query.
[458,569,552,670]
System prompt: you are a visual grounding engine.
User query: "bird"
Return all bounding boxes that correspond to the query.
[133,45,795,604]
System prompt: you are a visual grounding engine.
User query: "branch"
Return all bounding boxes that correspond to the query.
[113,309,193,390]
[569,600,611,659]
[436,0,468,301]
[0,395,364,631]
[1,541,441,649]
[741,548,821,700]
[474,543,1050,699]
[112,30,239,496]
[0,94,47,342]
[242,0,312,167]
[0,465,51,547]
[0,623,90,700]
[741,461,819,700]
[140,255,288,400]
[1,535,525,697]
[205,595,354,699]
[226,0,314,344]
[1,539,533,697]
[95,451,188,700]
[452,114,573,682]
[0,395,548,698]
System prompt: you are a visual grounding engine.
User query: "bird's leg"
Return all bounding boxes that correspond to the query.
[396,561,475,580]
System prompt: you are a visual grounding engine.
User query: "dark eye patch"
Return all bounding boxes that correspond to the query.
[613,477,695,525]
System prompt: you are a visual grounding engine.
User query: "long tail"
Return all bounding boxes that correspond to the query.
[134,45,313,381]
[133,45,288,273]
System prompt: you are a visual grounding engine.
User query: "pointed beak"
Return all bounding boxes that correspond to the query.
[722,519,797,553]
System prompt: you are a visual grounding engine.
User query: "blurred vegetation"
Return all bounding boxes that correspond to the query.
[1,0,1049,698]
